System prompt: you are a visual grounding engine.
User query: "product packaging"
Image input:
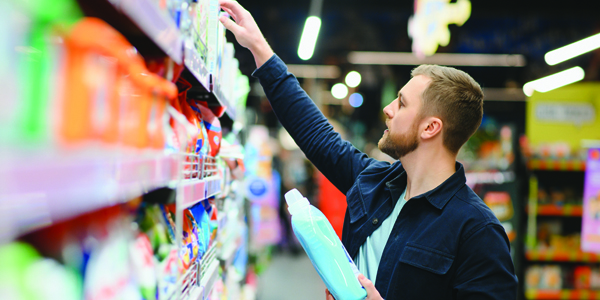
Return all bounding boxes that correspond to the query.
[285,189,367,300]
[83,231,142,300]
[205,0,219,74]
[195,0,209,62]
[190,201,211,256]
[189,100,222,157]
[129,233,158,300]
[0,242,81,300]
[138,204,174,261]
[180,209,200,269]
[10,0,82,146]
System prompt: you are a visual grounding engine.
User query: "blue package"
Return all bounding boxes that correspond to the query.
[189,202,210,257]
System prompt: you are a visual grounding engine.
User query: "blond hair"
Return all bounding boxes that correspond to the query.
[411,65,484,154]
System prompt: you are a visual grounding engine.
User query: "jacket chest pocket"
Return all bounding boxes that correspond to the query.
[388,243,455,299]
[399,243,455,275]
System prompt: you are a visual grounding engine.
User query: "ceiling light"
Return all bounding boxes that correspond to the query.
[298,16,321,61]
[345,71,362,87]
[523,67,585,97]
[349,93,364,108]
[331,83,348,99]
[545,33,600,66]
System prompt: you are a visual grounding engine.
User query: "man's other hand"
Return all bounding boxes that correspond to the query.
[325,275,384,300]
[358,274,384,300]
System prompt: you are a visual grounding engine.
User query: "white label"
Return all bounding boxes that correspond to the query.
[535,102,596,125]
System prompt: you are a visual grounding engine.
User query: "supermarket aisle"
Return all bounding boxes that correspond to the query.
[257,252,325,300]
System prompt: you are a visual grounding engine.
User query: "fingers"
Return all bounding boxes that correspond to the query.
[221,6,237,22]
[358,274,383,299]
[219,15,241,35]
[219,0,246,18]
[325,288,334,300]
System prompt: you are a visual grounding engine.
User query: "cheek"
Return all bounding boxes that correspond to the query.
[391,117,406,132]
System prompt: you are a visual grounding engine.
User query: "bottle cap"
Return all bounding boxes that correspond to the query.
[285,189,309,215]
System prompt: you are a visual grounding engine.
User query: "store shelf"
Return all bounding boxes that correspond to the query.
[187,259,219,300]
[195,245,221,300]
[465,170,515,187]
[526,249,600,262]
[184,38,211,91]
[527,158,586,171]
[108,0,183,63]
[536,204,583,216]
[526,289,600,299]
[183,245,219,300]
[177,259,200,300]
[213,82,236,121]
[0,152,178,242]
[180,176,222,209]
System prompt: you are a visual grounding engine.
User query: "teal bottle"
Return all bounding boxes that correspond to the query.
[285,189,367,300]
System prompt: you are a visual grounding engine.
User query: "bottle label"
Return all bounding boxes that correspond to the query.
[341,243,362,279]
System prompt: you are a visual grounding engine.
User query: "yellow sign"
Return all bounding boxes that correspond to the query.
[408,0,471,57]
[527,82,600,151]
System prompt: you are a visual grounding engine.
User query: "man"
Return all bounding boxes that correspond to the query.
[218,1,518,299]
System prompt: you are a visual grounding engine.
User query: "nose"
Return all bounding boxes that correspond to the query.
[383,99,396,119]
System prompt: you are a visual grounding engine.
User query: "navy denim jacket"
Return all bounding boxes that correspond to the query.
[253,54,518,300]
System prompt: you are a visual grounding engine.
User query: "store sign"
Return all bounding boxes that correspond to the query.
[408,0,471,57]
[582,148,600,253]
[535,102,596,125]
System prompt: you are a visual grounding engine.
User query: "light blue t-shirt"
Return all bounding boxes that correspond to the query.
[354,188,408,285]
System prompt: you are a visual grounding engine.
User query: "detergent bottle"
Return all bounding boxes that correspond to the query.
[285,189,366,300]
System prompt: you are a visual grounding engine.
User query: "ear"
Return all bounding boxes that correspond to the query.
[420,117,443,140]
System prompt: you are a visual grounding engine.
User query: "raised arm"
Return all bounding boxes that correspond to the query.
[219,0,379,193]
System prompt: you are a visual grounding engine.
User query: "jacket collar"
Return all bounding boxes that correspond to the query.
[387,161,466,210]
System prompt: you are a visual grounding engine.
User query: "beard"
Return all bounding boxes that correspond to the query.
[378,121,420,160]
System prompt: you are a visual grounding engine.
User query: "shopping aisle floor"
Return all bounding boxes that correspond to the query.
[257,251,325,300]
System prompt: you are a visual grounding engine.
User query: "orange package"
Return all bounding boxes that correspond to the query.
[60,18,124,144]
[148,75,177,149]
[60,17,175,150]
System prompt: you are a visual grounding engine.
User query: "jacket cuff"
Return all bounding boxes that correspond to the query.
[251,54,286,86]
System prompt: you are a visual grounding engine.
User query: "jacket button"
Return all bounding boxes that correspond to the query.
[372,218,379,225]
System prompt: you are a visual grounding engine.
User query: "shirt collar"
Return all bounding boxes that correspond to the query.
[387,162,466,210]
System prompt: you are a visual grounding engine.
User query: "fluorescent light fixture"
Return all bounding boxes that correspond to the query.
[298,16,322,60]
[523,66,585,97]
[331,83,348,99]
[286,64,340,79]
[345,71,362,87]
[348,52,526,67]
[545,33,600,66]
[349,93,364,107]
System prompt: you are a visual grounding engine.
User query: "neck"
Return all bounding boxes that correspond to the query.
[399,146,456,200]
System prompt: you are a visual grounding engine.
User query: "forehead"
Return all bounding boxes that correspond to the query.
[399,75,431,103]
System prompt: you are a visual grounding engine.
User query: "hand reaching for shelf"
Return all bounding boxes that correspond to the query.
[218,0,274,69]
[325,275,384,300]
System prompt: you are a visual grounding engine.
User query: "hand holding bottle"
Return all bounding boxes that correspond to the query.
[326,275,384,300]
[218,0,274,68]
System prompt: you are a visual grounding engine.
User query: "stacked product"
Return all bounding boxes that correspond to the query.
[2,0,255,299]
